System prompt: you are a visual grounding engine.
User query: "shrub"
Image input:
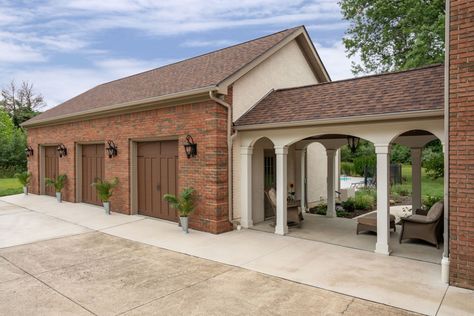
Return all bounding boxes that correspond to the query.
[353,155,376,177]
[15,171,31,187]
[163,187,196,217]
[341,197,355,212]
[45,174,67,192]
[341,162,354,176]
[92,177,119,202]
[392,185,410,196]
[354,194,375,210]
[310,203,327,215]
[423,195,442,210]
[357,188,376,199]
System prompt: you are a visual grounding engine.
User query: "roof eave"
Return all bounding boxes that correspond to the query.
[234,109,444,131]
[22,85,218,128]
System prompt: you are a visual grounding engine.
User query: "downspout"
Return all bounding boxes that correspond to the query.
[442,0,450,284]
[209,90,235,226]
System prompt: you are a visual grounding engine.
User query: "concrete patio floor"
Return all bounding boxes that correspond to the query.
[1,194,473,316]
[252,213,444,264]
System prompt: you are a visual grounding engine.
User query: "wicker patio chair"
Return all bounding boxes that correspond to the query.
[265,188,302,227]
[399,201,444,248]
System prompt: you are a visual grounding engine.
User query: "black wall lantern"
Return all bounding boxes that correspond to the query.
[25,146,34,158]
[57,144,68,158]
[106,140,118,158]
[184,135,197,158]
[347,136,360,154]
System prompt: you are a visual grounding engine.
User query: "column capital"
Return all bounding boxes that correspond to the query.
[274,146,288,155]
[240,147,253,155]
[374,144,390,154]
[326,148,337,156]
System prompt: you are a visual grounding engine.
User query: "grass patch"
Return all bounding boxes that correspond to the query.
[392,165,444,198]
[0,178,23,197]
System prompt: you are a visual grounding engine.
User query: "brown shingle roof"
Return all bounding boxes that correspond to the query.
[26,27,301,125]
[235,64,444,127]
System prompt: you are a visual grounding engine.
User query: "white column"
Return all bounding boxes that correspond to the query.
[275,146,288,235]
[411,147,422,212]
[240,147,253,228]
[301,148,306,212]
[375,145,391,255]
[326,149,337,218]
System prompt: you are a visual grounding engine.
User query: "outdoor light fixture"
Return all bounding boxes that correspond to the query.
[347,136,360,154]
[57,144,68,158]
[106,140,118,158]
[184,135,197,158]
[25,146,34,158]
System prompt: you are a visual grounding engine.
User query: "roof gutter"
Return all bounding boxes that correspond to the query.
[22,85,217,128]
[209,91,235,227]
[234,109,444,131]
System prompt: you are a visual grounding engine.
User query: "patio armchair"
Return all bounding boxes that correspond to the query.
[399,201,444,248]
[265,188,302,227]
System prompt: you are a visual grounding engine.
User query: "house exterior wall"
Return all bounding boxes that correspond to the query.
[26,100,232,234]
[232,40,320,221]
[307,142,327,204]
[448,0,474,289]
[232,40,319,121]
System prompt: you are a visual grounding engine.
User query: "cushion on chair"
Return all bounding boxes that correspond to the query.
[426,201,444,221]
[268,188,276,207]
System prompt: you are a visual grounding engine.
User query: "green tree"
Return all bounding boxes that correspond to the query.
[0,109,27,177]
[1,81,44,127]
[340,0,445,74]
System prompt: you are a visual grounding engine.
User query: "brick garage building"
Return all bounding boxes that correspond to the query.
[23,26,329,234]
[449,0,474,289]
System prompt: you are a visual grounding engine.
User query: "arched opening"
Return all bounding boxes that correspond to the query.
[390,130,444,260]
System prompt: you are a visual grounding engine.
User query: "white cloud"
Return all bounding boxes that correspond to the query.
[0,42,45,63]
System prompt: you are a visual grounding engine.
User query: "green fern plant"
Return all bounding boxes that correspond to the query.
[15,171,31,187]
[45,174,67,192]
[92,178,119,202]
[163,187,196,217]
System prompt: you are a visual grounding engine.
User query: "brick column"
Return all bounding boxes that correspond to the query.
[449,0,474,289]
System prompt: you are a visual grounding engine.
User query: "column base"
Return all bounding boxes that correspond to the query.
[240,219,253,229]
[326,211,337,218]
[375,243,391,255]
[441,257,450,284]
[275,226,288,236]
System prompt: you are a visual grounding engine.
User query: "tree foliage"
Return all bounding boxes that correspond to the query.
[1,80,45,127]
[340,0,445,74]
[0,109,27,177]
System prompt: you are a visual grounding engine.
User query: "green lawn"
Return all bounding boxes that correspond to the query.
[393,165,444,198]
[0,178,23,197]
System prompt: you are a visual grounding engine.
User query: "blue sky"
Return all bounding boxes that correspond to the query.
[0,0,358,108]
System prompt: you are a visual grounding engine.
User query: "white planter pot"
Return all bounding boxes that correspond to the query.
[179,216,189,234]
[56,192,62,203]
[103,202,110,215]
[23,186,28,195]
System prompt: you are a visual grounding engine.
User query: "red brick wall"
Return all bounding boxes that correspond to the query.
[449,0,474,289]
[26,99,232,234]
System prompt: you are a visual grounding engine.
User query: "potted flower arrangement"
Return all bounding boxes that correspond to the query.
[163,187,196,233]
[45,174,67,202]
[92,177,119,214]
[15,171,31,195]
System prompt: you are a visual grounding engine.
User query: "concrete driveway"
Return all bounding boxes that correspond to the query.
[0,195,473,316]
[0,232,417,316]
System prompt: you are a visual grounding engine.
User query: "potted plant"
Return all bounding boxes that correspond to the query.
[163,187,196,233]
[92,177,119,214]
[45,174,67,202]
[15,171,31,195]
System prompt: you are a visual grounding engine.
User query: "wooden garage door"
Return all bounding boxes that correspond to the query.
[82,144,105,205]
[137,140,178,221]
[44,146,59,197]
